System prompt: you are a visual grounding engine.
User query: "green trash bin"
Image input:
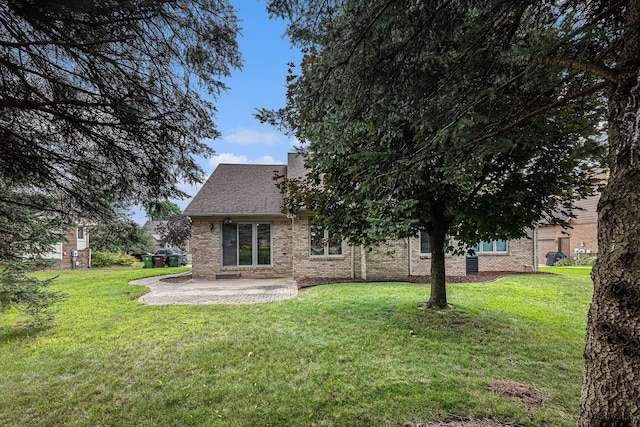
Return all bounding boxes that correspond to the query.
[167,254,180,267]
[142,255,154,269]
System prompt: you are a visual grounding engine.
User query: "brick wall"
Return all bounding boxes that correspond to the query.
[190,217,293,279]
[566,222,598,259]
[410,234,535,276]
[56,228,91,270]
[537,221,598,261]
[292,215,355,280]
[191,216,536,280]
[361,240,409,281]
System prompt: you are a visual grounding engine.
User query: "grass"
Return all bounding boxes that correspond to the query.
[0,268,592,426]
[539,266,593,276]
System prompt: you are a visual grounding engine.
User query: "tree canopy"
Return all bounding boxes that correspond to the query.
[265,1,640,425]
[143,200,182,220]
[262,0,604,308]
[0,0,241,220]
[0,0,240,322]
[156,213,191,248]
[89,220,156,254]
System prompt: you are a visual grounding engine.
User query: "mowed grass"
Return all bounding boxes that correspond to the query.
[539,266,593,276]
[0,268,592,427]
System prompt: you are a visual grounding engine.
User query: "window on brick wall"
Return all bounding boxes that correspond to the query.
[420,231,431,254]
[309,223,342,257]
[222,222,271,267]
[419,231,452,255]
[471,240,508,254]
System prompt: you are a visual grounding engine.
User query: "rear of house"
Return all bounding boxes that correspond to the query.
[185,153,536,281]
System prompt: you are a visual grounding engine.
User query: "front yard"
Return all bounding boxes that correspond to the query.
[0,268,592,426]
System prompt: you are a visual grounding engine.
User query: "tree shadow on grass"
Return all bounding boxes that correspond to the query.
[0,322,51,345]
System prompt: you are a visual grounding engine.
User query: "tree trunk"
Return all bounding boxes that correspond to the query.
[419,199,451,310]
[579,3,640,424]
[426,224,448,309]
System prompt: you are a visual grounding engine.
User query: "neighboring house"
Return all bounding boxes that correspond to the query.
[143,219,191,253]
[45,226,91,270]
[536,193,599,265]
[142,220,165,250]
[185,153,536,281]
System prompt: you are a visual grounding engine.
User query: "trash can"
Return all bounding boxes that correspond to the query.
[152,255,165,268]
[142,254,154,269]
[167,254,180,268]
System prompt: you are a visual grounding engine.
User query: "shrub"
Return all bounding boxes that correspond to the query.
[554,258,575,266]
[91,251,135,268]
[575,256,596,266]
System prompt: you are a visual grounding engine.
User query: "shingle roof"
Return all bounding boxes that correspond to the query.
[184,163,288,216]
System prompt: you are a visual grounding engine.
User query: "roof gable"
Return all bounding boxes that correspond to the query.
[184,163,287,216]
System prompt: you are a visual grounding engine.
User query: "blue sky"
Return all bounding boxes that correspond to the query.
[133,1,302,223]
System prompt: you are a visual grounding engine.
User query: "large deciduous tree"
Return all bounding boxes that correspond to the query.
[262,0,603,309]
[156,213,191,248]
[265,0,639,425]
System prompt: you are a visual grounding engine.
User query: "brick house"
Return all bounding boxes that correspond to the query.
[45,226,91,270]
[185,153,536,281]
[536,193,599,265]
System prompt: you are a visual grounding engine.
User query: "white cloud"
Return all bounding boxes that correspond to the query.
[208,152,284,170]
[222,128,286,146]
[289,136,309,150]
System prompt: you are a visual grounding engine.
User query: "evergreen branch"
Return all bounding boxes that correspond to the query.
[537,56,619,83]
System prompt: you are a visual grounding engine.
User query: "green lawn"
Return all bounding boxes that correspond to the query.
[0,268,592,426]
[539,266,593,276]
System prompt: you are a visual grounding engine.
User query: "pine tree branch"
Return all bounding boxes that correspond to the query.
[537,56,619,83]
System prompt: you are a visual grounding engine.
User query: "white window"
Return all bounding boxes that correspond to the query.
[472,240,508,253]
[310,224,342,256]
[222,223,271,267]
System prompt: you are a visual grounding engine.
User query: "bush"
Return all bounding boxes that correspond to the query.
[554,258,575,266]
[91,251,135,268]
[575,256,596,266]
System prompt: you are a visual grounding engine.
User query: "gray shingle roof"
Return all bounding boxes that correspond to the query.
[184,163,288,216]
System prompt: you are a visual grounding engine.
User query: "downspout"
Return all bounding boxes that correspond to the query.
[290,215,296,279]
[350,245,355,279]
[533,227,538,272]
[408,237,413,276]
